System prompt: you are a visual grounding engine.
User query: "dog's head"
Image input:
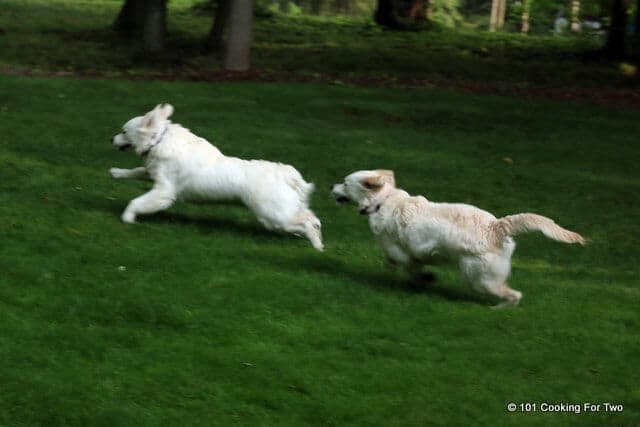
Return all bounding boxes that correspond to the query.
[112,104,174,156]
[331,170,396,214]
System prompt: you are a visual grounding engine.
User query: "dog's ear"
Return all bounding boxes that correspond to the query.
[156,103,174,119]
[376,169,395,187]
[141,110,158,130]
[361,170,395,190]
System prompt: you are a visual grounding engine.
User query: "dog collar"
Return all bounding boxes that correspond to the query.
[359,191,392,215]
[141,126,169,156]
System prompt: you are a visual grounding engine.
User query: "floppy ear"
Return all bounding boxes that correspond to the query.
[361,170,396,190]
[376,169,395,187]
[141,110,158,130]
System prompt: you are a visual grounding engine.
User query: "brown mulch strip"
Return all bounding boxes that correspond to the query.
[3,67,640,109]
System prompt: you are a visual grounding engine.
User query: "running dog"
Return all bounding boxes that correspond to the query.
[331,169,585,307]
[110,104,323,250]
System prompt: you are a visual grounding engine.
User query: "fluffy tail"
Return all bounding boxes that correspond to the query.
[283,165,315,205]
[494,213,586,245]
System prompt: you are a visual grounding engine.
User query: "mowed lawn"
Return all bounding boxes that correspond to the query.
[0,76,638,426]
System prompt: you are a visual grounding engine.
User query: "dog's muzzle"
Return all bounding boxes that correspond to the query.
[331,185,350,204]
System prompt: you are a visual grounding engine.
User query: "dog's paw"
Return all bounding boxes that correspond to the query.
[110,168,125,179]
[121,211,136,224]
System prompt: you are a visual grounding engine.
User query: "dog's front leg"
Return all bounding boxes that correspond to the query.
[121,186,176,223]
[110,167,149,180]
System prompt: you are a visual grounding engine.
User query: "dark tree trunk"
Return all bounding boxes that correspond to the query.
[409,0,425,19]
[635,0,640,33]
[114,0,167,54]
[375,0,401,28]
[224,0,254,71]
[114,0,144,36]
[375,0,425,29]
[206,0,231,52]
[605,0,629,59]
[142,0,167,54]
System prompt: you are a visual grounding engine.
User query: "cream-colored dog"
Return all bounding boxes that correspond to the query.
[110,104,323,250]
[331,170,585,307]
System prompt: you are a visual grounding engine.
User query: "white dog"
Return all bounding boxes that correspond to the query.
[331,170,585,307]
[110,104,323,250]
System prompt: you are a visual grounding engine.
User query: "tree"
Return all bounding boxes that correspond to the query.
[205,0,231,52]
[520,0,531,33]
[489,0,506,31]
[224,0,254,71]
[375,0,427,29]
[604,0,630,59]
[114,0,143,36]
[570,0,580,31]
[143,0,167,53]
[113,0,167,54]
[497,0,507,28]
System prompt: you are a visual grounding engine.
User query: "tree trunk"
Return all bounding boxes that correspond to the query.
[497,0,507,29]
[224,0,254,71]
[489,0,499,31]
[375,0,398,28]
[142,0,167,54]
[521,0,530,33]
[570,0,580,31]
[409,0,426,19]
[206,0,231,52]
[605,0,629,59]
[114,0,144,36]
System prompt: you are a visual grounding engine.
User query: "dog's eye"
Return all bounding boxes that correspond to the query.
[122,130,127,134]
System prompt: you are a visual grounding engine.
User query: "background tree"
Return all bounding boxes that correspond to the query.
[143,0,167,53]
[604,0,629,58]
[521,0,532,32]
[114,0,143,36]
[205,0,231,52]
[113,0,167,54]
[224,0,254,71]
[490,0,506,31]
[570,0,580,31]
[375,0,427,29]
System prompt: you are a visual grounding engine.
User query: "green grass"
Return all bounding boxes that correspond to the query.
[0,75,638,426]
[0,0,636,88]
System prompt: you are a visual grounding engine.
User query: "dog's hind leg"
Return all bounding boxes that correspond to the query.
[121,187,176,223]
[110,167,150,180]
[490,283,522,309]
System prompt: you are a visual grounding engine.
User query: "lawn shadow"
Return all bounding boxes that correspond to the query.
[145,211,279,240]
[94,197,281,240]
[259,251,487,305]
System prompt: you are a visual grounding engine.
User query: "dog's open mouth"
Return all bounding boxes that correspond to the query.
[119,144,132,151]
[335,196,350,203]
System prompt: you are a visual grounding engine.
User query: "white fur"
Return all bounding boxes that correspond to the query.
[332,170,585,307]
[110,104,323,250]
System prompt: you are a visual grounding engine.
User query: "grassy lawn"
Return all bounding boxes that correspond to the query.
[0,75,638,426]
[0,0,637,89]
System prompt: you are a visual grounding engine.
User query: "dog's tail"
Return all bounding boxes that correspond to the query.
[493,213,586,245]
[283,165,315,204]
